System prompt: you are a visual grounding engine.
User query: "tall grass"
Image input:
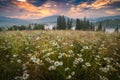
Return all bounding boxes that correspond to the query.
[0,30,120,80]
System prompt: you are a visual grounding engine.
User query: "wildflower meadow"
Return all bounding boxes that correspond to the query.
[0,30,120,80]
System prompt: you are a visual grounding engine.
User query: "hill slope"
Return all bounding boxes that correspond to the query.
[0,16,30,27]
[95,19,120,28]
[92,15,120,21]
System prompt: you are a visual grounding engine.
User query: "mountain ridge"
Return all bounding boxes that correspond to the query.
[0,15,120,27]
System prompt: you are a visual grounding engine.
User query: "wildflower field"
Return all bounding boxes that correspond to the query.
[0,30,120,80]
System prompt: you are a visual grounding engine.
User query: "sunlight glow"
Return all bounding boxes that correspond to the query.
[17,0,26,2]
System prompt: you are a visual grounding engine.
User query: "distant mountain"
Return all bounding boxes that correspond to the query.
[36,15,59,23]
[91,15,120,22]
[95,19,120,28]
[0,16,30,27]
[36,15,74,24]
[90,15,120,28]
[0,15,120,28]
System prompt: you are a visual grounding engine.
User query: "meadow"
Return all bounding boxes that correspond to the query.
[0,30,120,80]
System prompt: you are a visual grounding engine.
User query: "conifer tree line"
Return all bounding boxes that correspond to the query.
[0,24,44,31]
[75,17,94,31]
[56,15,119,32]
[56,16,94,31]
[56,16,72,30]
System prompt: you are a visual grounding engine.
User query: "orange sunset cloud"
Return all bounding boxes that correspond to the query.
[12,1,57,19]
[90,0,110,9]
[70,0,111,13]
[105,10,116,15]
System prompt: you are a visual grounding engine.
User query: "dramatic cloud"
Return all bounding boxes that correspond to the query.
[0,0,119,19]
[11,1,57,19]
[105,10,116,15]
[70,0,111,12]
[111,0,120,2]
[90,0,110,9]
[68,0,120,18]
[12,1,38,13]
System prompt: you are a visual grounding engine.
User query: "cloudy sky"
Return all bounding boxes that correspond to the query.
[0,0,120,19]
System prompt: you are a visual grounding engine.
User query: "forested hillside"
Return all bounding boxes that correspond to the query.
[95,19,120,28]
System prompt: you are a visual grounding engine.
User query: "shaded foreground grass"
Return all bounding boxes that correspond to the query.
[0,30,120,80]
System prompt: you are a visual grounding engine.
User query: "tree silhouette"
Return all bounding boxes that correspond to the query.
[114,27,119,33]
[97,22,102,31]
[57,16,66,30]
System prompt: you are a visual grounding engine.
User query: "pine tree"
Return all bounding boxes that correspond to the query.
[82,17,86,30]
[114,27,119,33]
[86,20,90,30]
[76,18,80,30]
[67,18,72,30]
[62,16,66,30]
[0,28,2,31]
[97,22,102,31]
[67,18,70,30]
[57,16,61,29]
[69,19,72,30]
[90,23,94,31]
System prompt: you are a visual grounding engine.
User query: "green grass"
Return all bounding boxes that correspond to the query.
[0,30,120,80]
